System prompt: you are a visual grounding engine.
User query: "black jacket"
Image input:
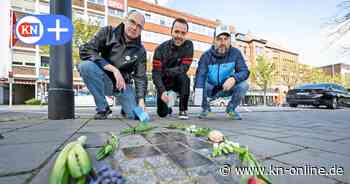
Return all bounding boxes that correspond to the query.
[152,39,194,95]
[79,23,147,100]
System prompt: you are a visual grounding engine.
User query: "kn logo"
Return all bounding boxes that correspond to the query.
[15,15,73,46]
[16,16,44,44]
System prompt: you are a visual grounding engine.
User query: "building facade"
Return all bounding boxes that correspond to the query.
[1,0,303,105]
[318,63,350,78]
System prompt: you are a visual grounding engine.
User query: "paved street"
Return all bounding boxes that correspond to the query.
[0,105,349,184]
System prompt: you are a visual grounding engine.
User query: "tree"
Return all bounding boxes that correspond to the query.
[282,61,301,90]
[344,73,350,89]
[40,18,100,66]
[327,1,350,55]
[250,55,276,106]
[306,69,328,83]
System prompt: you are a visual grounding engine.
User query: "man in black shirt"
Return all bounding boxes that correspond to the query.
[152,18,194,120]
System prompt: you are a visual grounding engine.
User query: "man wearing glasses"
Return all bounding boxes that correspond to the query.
[152,18,194,120]
[79,10,148,120]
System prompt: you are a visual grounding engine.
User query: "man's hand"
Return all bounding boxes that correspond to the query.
[138,99,145,110]
[113,69,126,91]
[103,64,126,91]
[161,92,170,103]
[223,77,236,91]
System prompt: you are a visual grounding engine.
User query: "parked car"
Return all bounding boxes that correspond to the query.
[210,97,230,107]
[74,91,114,107]
[286,83,350,109]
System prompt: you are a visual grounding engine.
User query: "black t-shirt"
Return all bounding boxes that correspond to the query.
[152,39,194,94]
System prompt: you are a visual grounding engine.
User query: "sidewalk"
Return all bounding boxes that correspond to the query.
[0,107,349,184]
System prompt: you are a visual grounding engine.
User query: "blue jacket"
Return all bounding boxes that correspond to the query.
[195,46,250,88]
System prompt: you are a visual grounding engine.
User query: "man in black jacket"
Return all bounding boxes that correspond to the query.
[152,18,194,120]
[78,10,147,120]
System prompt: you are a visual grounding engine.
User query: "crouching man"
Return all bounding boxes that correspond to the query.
[78,10,147,120]
[195,27,249,120]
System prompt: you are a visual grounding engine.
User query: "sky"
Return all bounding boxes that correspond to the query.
[157,0,348,67]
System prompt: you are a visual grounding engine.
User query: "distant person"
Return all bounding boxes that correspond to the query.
[194,26,249,120]
[152,18,194,120]
[78,10,147,120]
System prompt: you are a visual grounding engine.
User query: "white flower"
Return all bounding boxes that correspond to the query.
[231,142,240,148]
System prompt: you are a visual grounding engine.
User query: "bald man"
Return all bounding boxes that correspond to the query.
[79,10,148,120]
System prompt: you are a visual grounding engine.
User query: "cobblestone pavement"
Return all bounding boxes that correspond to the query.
[0,106,349,184]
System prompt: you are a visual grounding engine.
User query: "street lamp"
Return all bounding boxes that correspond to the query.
[48,0,74,119]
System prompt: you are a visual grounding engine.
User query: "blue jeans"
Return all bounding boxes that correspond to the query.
[78,60,137,119]
[202,81,249,112]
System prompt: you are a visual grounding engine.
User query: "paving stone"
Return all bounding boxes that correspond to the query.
[195,175,219,184]
[143,132,173,144]
[154,164,188,182]
[186,163,217,177]
[142,155,176,168]
[68,131,110,147]
[182,138,212,150]
[161,131,188,140]
[196,148,213,158]
[168,150,213,169]
[234,129,294,139]
[0,121,42,131]
[79,120,129,133]
[118,134,150,148]
[284,131,350,142]
[0,129,73,146]
[118,157,148,174]
[155,142,190,154]
[0,142,60,176]
[123,170,158,184]
[122,145,161,159]
[211,153,242,167]
[227,135,303,159]
[278,136,350,156]
[0,174,31,184]
[20,119,85,132]
[273,149,350,183]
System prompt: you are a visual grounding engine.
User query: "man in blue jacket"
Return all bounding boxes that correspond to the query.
[194,27,249,120]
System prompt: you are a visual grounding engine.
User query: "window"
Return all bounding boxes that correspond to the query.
[145,13,151,20]
[41,56,49,67]
[87,13,105,27]
[24,8,35,13]
[12,61,23,66]
[160,19,166,26]
[25,63,36,67]
[109,8,124,17]
[255,46,263,55]
[73,10,85,20]
[88,0,104,5]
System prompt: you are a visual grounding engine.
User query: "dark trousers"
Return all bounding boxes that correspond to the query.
[157,74,190,117]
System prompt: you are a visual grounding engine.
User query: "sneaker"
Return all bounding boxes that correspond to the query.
[120,109,127,118]
[198,110,209,119]
[227,110,242,120]
[168,107,173,115]
[198,107,212,119]
[94,107,112,120]
[178,111,189,120]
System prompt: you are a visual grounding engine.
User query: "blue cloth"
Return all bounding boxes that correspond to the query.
[78,60,137,119]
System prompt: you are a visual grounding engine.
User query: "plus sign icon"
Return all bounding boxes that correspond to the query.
[15,15,73,46]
